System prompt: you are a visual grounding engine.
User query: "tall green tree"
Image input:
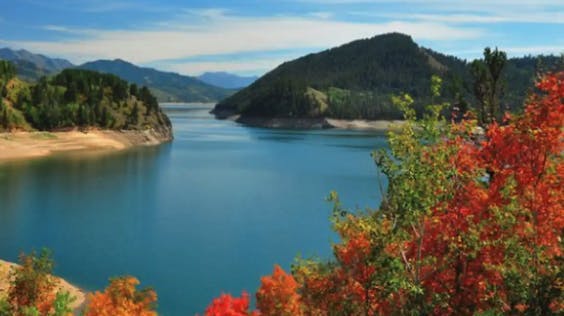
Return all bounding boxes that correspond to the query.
[471,47,507,126]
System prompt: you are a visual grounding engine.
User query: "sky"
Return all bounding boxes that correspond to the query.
[0,0,562,76]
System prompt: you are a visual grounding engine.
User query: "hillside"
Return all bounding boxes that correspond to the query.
[213,33,562,121]
[79,59,234,103]
[0,47,74,81]
[198,72,258,89]
[0,60,172,139]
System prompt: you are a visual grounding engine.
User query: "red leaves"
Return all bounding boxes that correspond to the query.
[204,292,259,316]
[415,71,564,313]
[256,265,302,316]
[204,72,563,316]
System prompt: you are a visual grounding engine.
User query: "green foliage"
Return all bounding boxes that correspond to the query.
[0,60,16,84]
[51,292,75,316]
[471,47,507,125]
[1,250,78,316]
[215,34,561,121]
[9,249,55,308]
[0,62,171,132]
[0,299,11,316]
[282,73,563,315]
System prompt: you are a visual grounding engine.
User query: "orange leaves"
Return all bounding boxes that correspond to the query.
[203,72,563,316]
[7,250,60,316]
[203,266,301,316]
[204,292,259,316]
[414,72,564,313]
[84,276,157,316]
[256,265,301,316]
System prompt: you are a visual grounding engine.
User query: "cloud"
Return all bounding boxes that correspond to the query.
[1,10,484,66]
[158,57,292,76]
[353,12,564,24]
[296,0,563,5]
[309,12,334,19]
[301,0,564,20]
[21,0,171,13]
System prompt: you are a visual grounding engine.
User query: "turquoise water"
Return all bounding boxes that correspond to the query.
[0,104,388,315]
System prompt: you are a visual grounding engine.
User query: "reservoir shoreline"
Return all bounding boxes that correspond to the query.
[227,114,403,131]
[0,128,172,163]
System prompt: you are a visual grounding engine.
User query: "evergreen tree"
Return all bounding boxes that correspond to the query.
[471,47,507,126]
[129,83,138,97]
[0,100,8,130]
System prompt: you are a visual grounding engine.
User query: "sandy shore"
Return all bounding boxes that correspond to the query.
[0,259,86,311]
[0,129,171,163]
[325,119,404,131]
[226,114,404,131]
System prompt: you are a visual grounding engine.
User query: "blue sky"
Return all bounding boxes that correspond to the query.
[0,0,562,76]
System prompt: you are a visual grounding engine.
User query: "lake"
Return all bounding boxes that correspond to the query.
[0,104,388,315]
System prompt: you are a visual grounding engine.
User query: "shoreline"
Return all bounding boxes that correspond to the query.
[227,115,404,131]
[0,259,86,311]
[0,128,172,163]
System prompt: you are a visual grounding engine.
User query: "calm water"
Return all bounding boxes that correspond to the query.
[0,104,388,315]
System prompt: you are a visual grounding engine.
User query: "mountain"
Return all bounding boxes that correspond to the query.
[213,33,562,122]
[197,72,258,89]
[0,47,74,81]
[79,59,234,103]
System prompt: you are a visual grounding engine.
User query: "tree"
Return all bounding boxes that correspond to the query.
[205,72,563,315]
[204,292,258,316]
[129,83,138,97]
[6,250,74,316]
[0,100,8,130]
[84,276,157,316]
[129,103,139,126]
[256,265,302,316]
[471,47,507,126]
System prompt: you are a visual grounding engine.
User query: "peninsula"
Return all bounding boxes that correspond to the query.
[0,60,172,162]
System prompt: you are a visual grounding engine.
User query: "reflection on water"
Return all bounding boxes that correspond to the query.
[0,104,387,315]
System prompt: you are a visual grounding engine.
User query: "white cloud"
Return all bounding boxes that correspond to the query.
[303,0,563,21]
[42,25,74,32]
[309,11,334,19]
[21,0,172,13]
[159,57,292,76]
[1,10,483,66]
[353,12,564,24]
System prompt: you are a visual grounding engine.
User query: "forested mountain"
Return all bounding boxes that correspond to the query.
[0,47,74,81]
[79,59,234,103]
[213,33,562,120]
[197,72,258,89]
[0,60,171,135]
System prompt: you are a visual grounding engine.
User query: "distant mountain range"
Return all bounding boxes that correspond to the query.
[214,33,562,121]
[79,59,234,103]
[0,48,73,81]
[0,48,245,103]
[197,72,258,89]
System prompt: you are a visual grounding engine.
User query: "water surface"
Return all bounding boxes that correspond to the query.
[0,104,388,315]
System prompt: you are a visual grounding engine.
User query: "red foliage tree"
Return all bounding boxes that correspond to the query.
[204,292,259,316]
[204,72,563,316]
[84,276,157,316]
[256,265,302,315]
